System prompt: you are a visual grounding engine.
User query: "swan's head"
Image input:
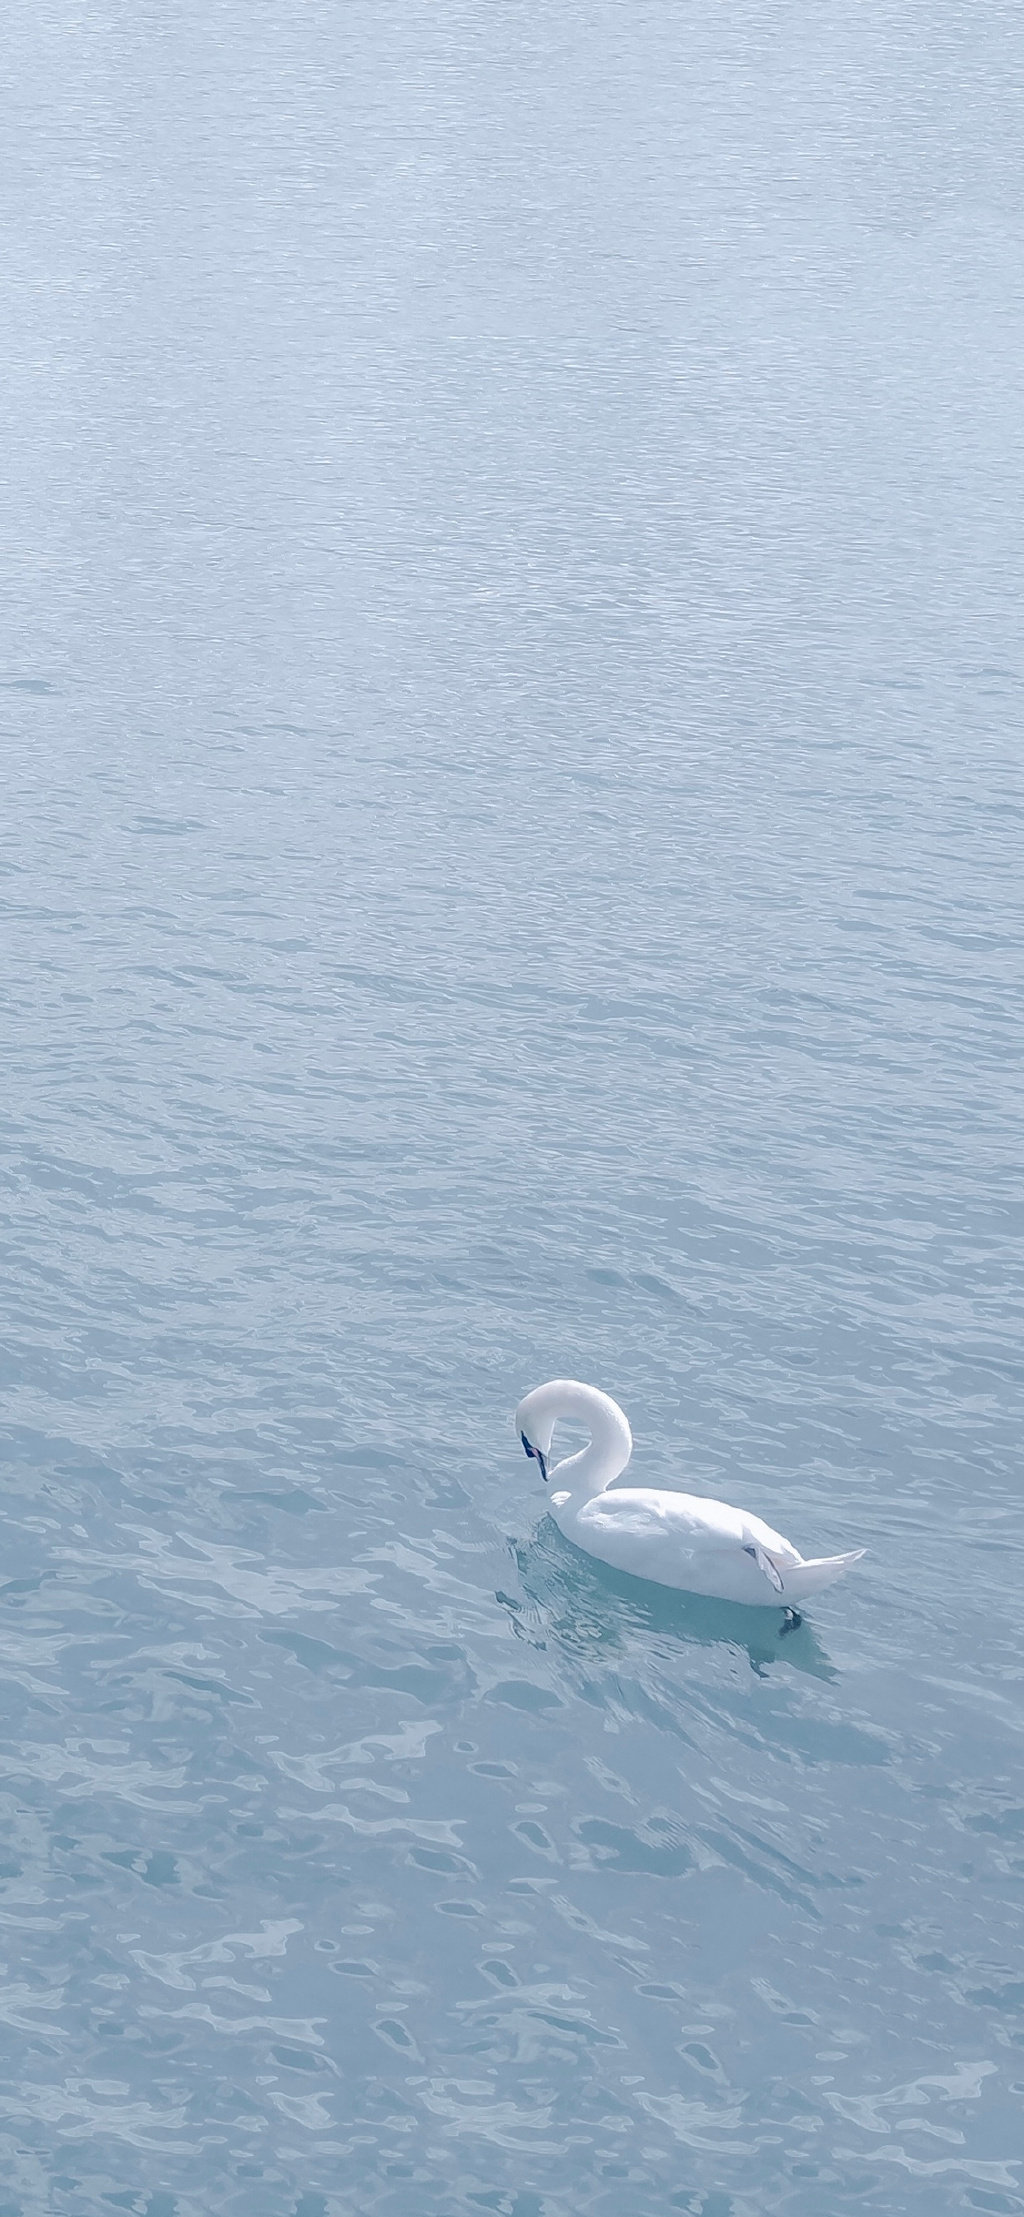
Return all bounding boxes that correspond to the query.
[516,1379,633,1497]
[515,1384,558,1483]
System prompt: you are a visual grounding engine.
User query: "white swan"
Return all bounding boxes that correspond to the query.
[515,1380,864,1613]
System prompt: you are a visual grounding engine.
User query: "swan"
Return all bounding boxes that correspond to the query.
[514,1380,864,1616]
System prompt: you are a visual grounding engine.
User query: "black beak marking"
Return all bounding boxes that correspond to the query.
[521,1433,548,1483]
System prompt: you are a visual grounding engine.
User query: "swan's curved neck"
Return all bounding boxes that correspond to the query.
[533,1381,632,1502]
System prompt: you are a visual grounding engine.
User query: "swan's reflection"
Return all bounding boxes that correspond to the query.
[509,1517,838,1684]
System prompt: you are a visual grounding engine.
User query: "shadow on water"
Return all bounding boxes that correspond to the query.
[508,1517,839,1685]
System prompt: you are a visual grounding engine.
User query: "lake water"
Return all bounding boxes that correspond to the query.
[4,1,1024,2211]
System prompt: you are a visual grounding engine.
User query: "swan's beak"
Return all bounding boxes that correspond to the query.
[521,1432,548,1483]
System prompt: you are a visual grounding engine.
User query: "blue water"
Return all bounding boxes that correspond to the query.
[4,1,1024,2211]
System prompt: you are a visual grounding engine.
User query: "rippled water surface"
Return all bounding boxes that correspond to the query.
[4,1,1024,2211]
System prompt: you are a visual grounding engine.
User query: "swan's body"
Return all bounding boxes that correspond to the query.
[515,1380,864,1609]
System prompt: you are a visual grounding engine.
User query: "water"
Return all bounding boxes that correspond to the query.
[3,0,1024,2210]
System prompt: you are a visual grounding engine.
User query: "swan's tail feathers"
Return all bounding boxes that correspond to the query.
[778,1549,866,1602]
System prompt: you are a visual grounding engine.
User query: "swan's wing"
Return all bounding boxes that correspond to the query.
[581,1489,797,1555]
[578,1489,734,1547]
[572,1489,802,1595]
[571,1494,698,1583]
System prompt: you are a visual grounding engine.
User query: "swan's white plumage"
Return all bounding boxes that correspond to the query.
[515,1379,864,1608]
